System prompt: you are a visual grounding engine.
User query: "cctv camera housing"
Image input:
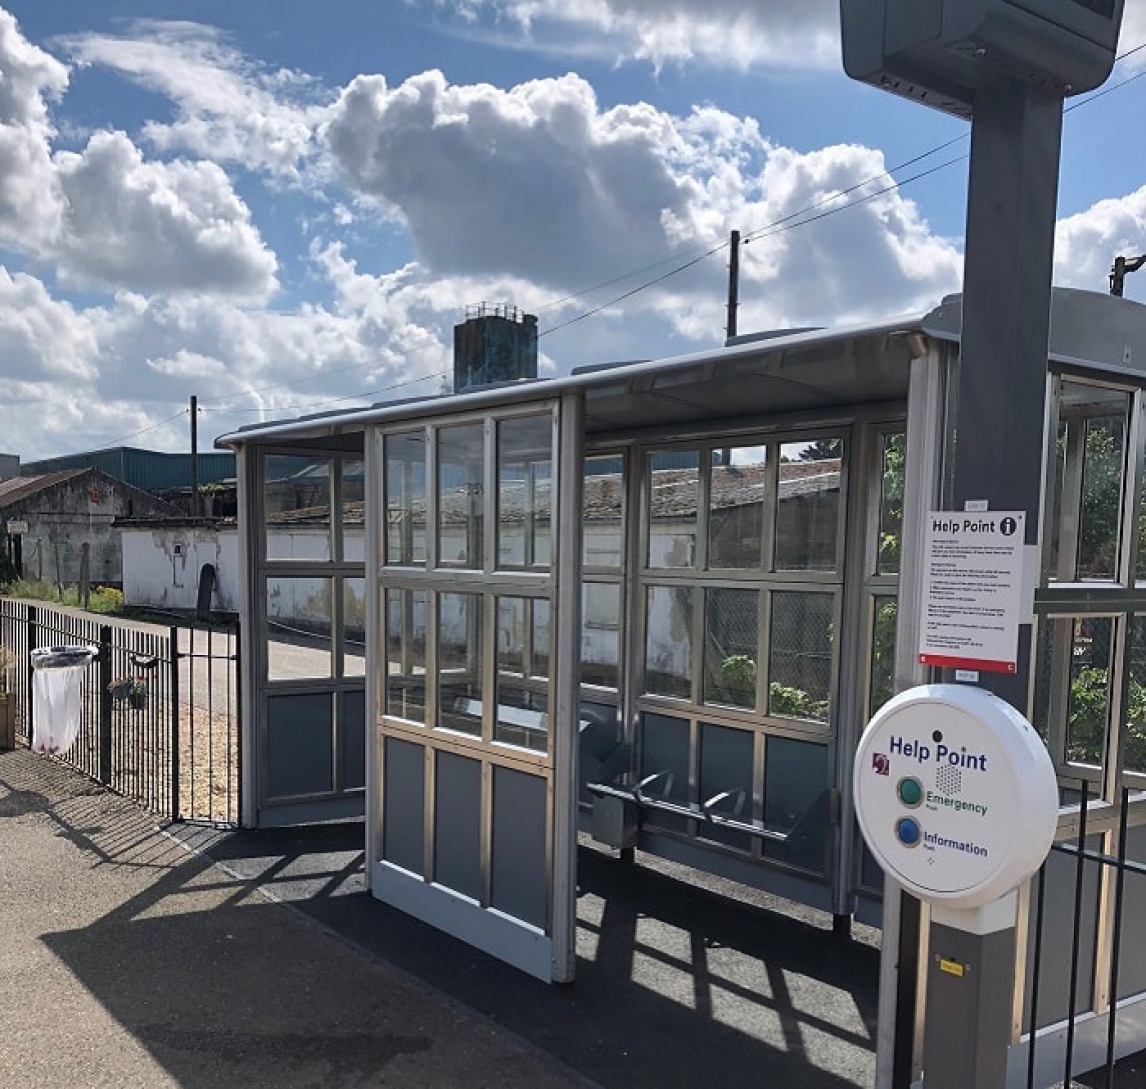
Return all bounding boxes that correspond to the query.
[840,0,1125,118]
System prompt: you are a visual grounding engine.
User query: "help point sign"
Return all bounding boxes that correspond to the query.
[854,685,1058,908]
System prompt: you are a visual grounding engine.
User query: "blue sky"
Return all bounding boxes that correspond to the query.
[2,0,1146,461]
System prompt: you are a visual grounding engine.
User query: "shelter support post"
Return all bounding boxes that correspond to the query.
[924,81,1062,1089]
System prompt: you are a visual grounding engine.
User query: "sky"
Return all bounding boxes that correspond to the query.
[2,1,1146,463]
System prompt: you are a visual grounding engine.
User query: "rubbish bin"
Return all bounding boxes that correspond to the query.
[30,645,97,755]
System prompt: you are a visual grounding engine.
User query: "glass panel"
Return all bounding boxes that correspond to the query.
[698,722,755,851]
[266,577,332,681]
[644,585,692,699]
[264,455,332,562]
[341,458,366,510]
[438,423,485,569]
[438,591,483,736]
[869,598,898,717]
[709,445,766,569]
[495,596,549,753]
[532,598,551,678]
[496,596,526,676]
[1065,616,1115,767]
[1078,414,1126,579]
[385,431,426,566]
[343,507,367,563]
[776,439,842,571]
[647,450,699,568]
[768,591,833,722]
[763,735,830,873]
[1048,383,1129,582]
[498,414,553,570]
[639,712,692,833]
[343,577,367,678]
[584,455,624,570]
[385,588,427,724]
[877,432,906,575]
[703,588,760,708]
[582,581,620,688]
[1126,616,1146,774]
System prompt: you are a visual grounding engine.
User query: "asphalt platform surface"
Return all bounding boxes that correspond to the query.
[4,746,1143,1089]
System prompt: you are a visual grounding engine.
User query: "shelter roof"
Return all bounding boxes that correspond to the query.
[215,289,1146,453]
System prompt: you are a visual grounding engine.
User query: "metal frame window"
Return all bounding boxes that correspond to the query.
[253,448,367,808]
[379,403,560,761]
[1034,373,1146,796]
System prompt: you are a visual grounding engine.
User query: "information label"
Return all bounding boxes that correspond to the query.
[918,511,1025,673]
[854,685,1059,908]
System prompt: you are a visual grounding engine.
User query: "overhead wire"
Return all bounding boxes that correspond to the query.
[58,407,190,459]
[537,38,1146,338]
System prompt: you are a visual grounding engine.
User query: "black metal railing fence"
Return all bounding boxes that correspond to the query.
[1022,782,1145,1089]
[0,598,239,825]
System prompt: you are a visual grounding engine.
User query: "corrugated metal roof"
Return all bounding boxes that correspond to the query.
[0,469,88,509]
[21,447,235,493]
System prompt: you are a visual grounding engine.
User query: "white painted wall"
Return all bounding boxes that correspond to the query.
[122,526,240,612]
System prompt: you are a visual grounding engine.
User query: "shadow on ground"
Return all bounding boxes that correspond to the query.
[183,821,879,1089]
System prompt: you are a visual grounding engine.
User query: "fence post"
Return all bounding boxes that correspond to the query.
[234,621,242,827]
[170,625,181,823]
[98,625,112,785]
[26,605,37,746]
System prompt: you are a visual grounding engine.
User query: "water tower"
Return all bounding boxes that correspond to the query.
[453,304,538,392]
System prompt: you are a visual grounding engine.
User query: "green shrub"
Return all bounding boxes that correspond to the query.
[0,578,127,616]
[87,586,125,613]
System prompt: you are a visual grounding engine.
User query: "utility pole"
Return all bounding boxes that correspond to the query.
[726,229,740,341]
[1110,254,1146,297]
[190,395,199,519]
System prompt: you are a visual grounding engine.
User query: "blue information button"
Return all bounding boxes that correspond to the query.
[895,817,921,847]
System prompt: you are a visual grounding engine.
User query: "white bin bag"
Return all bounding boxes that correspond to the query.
[30,645,97,755]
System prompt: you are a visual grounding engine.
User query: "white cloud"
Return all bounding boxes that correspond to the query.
[1119,0,1146,71]
[0,8,68,126]
[324,68,961,339]
[0,12,281,300]
[324,70,708,287]
[58,20,324,180]
[1055,186,1146,296]
[8,0,1143,468]
[0,9,67,252]
[416,0,841,71]
[0,267,99,381]
[53,130,278,299]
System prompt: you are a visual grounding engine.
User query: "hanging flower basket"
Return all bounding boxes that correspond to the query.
[110,675,148,708]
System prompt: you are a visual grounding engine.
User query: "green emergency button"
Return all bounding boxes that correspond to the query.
[897,777,923,807]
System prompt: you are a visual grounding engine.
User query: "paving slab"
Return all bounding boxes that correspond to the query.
[0,749,592,1089]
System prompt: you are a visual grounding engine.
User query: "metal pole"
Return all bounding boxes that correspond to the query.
[924,78,1064,1089]
[26,604,37,746]
[170,624,181,823]
[551,390,584,983]
[190,395,199,519]
[726,229,740,340]
[98,624,112,785]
